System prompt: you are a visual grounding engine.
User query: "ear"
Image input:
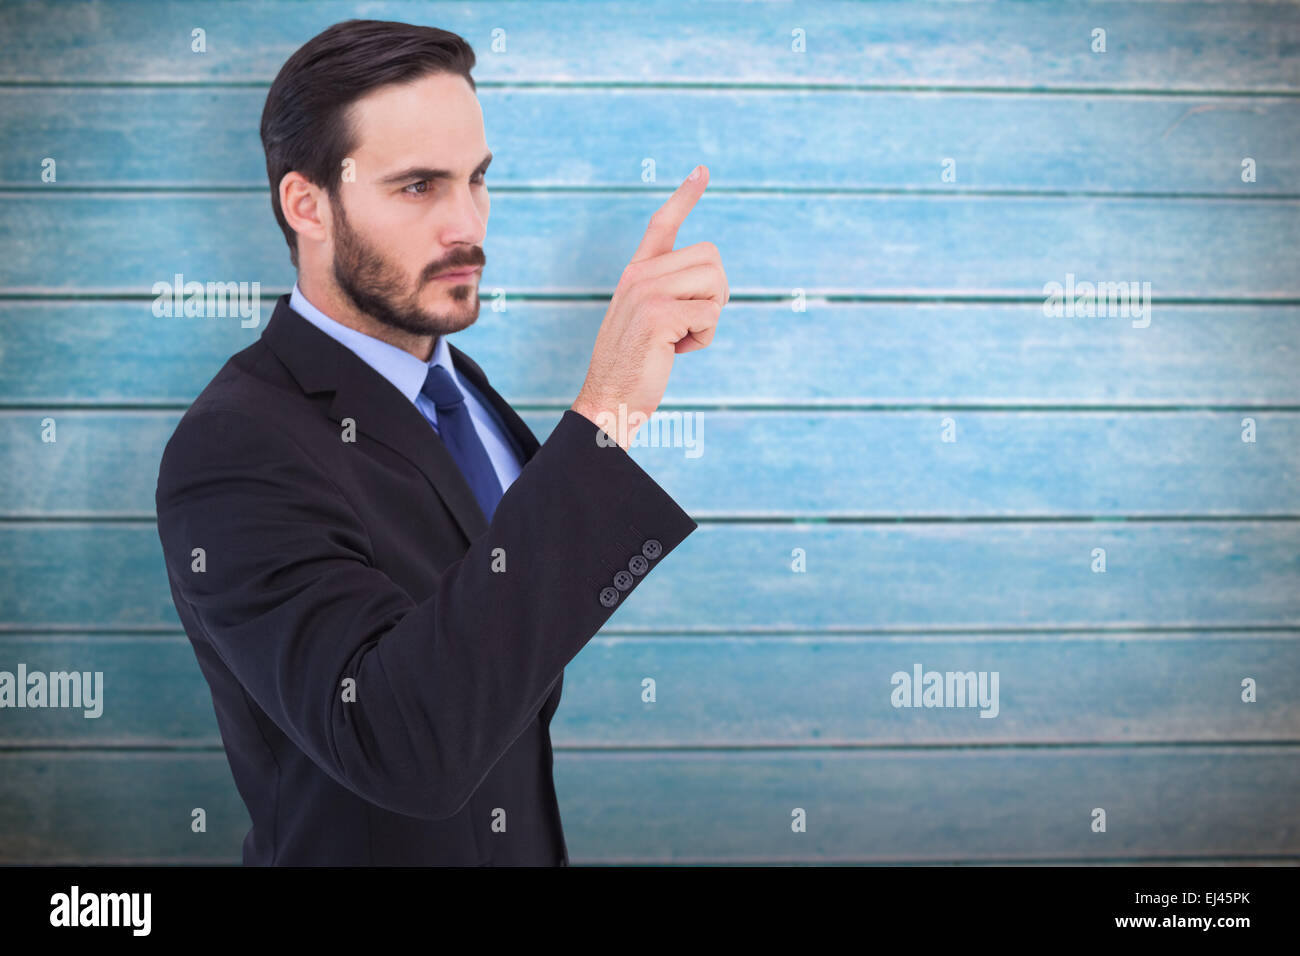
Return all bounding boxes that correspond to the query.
[280,171,331,249]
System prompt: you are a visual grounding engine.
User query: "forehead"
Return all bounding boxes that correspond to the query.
[346,72,485,170]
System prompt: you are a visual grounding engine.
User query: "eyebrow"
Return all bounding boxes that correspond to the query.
[377,151,493,186]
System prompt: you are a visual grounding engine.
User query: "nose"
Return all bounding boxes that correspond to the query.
[440,182,486,247]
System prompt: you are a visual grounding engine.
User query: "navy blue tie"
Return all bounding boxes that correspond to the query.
[420,364,504,521]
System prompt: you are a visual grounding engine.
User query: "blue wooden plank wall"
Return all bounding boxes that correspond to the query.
[0,0,1298,864]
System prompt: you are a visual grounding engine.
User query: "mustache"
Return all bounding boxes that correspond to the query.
[422,252,485,283]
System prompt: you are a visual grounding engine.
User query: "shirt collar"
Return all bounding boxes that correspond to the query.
[289,282,458,403]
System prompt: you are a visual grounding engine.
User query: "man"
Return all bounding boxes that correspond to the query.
[154,19,726,866]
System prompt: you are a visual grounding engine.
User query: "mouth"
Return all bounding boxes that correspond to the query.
[431,267,481,283]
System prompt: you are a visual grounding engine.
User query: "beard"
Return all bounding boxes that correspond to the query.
[330,197,483,338]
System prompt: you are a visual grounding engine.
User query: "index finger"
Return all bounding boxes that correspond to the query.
[629,165,709,264]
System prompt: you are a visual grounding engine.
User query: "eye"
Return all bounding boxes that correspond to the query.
[402,180,431,196]
[471,172,487,186]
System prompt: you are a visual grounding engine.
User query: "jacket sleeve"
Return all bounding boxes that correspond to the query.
[155,406,697,820]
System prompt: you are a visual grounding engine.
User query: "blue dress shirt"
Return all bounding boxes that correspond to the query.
[289,283,523,494]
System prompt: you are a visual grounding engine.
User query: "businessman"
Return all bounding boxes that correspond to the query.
[154,19,727,865]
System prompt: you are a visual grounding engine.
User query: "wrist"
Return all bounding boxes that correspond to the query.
[569,397,631,452]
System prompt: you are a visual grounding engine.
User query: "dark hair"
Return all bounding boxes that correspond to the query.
[260,19,477,267]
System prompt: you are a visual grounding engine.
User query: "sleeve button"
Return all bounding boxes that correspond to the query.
[641,538,662,559]
[613,569,634,590]
[628,554,648,576]
[599,586,620,608]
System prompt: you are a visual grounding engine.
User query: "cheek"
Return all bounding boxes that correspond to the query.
[374,232,417,277]
[405,250,434,287]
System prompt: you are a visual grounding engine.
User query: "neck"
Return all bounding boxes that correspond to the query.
[297,273,436,362]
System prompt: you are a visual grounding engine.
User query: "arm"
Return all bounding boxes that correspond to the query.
[155,406,696,820]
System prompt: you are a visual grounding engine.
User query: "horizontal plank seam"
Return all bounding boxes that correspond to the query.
[564,853,1300,865]
[3,625,1300,638]
[6,404,1300,413]
[3,186,1298,201]
[12,855,1298,866]
[2,80,1299,97]
[3,741,1299,754]
[4,294,1299,306]
[5,188,1300,203]
[5,515,1300,524]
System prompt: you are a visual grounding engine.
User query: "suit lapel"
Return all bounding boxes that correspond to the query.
[261,295,533,544]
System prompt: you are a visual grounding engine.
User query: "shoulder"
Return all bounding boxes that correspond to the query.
[156,340,324,494]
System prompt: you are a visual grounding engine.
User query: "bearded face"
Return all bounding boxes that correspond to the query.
[331,193,485,339]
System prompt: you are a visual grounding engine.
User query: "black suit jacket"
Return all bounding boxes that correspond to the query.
[154,295,697,865]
